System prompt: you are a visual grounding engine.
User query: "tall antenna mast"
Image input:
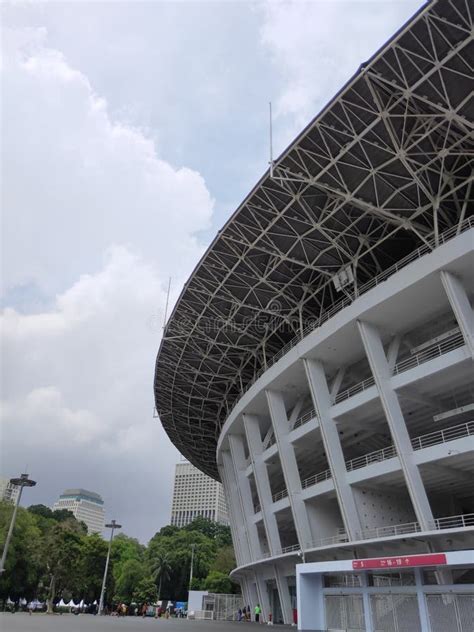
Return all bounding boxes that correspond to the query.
[162,277,172,330]
[269,101,274,178]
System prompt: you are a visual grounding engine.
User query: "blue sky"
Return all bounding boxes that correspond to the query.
[1,0,423,542]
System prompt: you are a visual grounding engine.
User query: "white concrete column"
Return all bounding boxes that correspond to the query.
[303,358,363,540]
[266,389,313,550]
[238,574,251,612]
[218,461,246,566]
[226,436,261,560]
[273,564,293,625]
[254,571,271,623]
[243,413,282,555]
[414,567,430,631]
[357,320,434,530]
[297,570,324,631]
[441,270,474,358]
[360,572,374,632]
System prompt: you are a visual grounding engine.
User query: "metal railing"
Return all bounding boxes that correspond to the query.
[308,531,349,549]
[333,329,466,407]
[226,217,473,419]
[346,445,397,472]
[361,520,424,540]
[411,420,474,451]
[393,330,465,375]
[345,421,473,472]
[301,468,332,489]
[280,543,301,554]
[360,513,474,541]
[305,513,474,551]
[292,408,317,430]
[334,376,375,404]
[434,513,474,530]
[272,488,289,503]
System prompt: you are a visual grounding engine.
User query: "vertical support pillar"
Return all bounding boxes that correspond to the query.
[226,436,261,560]
[239,574,251,612]
[414,568,430,631]
[247,577,259,614]
[243,414,282,555]
[266,389,313,550]
[297,569,325,631]
[358,320,434,529]
[254,571,272,623]
[218,461,246,566]
[440,271,474,358]
[360,572,374,632]
[303,358,362,540]
[273,564,293,625]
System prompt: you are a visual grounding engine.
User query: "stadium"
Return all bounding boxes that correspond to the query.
[155,0,473,629]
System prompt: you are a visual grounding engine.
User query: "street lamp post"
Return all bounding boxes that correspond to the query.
[98,519,121,615]
[0,473,36,574]
[188,543,196,591]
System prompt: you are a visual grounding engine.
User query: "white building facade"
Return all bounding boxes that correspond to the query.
[170,462,228,528]
[0,477,20,504]
[155,1,474,630]
[53,488,105,534]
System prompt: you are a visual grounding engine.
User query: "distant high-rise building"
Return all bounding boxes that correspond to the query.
[170,461,228,528]
[0,477,20,504]
[52,488,105,534]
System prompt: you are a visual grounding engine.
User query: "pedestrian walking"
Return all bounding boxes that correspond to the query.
[254,603,261,623]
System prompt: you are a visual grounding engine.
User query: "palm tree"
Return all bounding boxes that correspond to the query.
[151,551,172,602]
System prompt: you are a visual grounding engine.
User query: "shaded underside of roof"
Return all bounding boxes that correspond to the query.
[155,0,474,479]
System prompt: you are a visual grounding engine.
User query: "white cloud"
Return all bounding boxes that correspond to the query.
[1,26,214,297]
[260,0,422,149]
[1,246,180,541]
[0,26,215,541]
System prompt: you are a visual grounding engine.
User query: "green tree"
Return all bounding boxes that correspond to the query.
[155,525,179,538]
[27,504,55,520]
[150,551,171,601]
[215,524,232,547]
[133,576,157,604]
[210,545,236,575]
[114,558,145,603]
[77,534,109,603]
[147,528,216,601]
[203,571,233,594]
[0,502,44,602]
[42,520,85,612]
[184,516,218,539]
[111,533,145,585]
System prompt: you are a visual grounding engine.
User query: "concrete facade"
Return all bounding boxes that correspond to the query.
[217,231,474,627]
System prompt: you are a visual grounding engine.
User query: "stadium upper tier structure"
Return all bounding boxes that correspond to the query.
[155,0,474,629]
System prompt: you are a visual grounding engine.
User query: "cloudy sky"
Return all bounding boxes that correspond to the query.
[1,0,423,543]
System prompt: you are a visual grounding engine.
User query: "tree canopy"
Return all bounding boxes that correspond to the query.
[0,504,238,607]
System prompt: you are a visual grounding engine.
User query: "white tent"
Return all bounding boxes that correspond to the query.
[66,599,76,607]
[58,599,67,607]
[6,597,14,605]
[20,598,27,606]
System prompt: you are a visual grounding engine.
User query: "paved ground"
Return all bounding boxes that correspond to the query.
[0,614,295,631]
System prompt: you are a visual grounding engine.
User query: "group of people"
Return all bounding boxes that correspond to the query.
[237,603,262,622]
[113,602,175,618]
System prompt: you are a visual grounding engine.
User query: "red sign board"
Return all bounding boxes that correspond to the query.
[352,553,447,570]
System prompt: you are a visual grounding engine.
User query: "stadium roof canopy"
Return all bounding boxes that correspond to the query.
[155,0,473,479]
